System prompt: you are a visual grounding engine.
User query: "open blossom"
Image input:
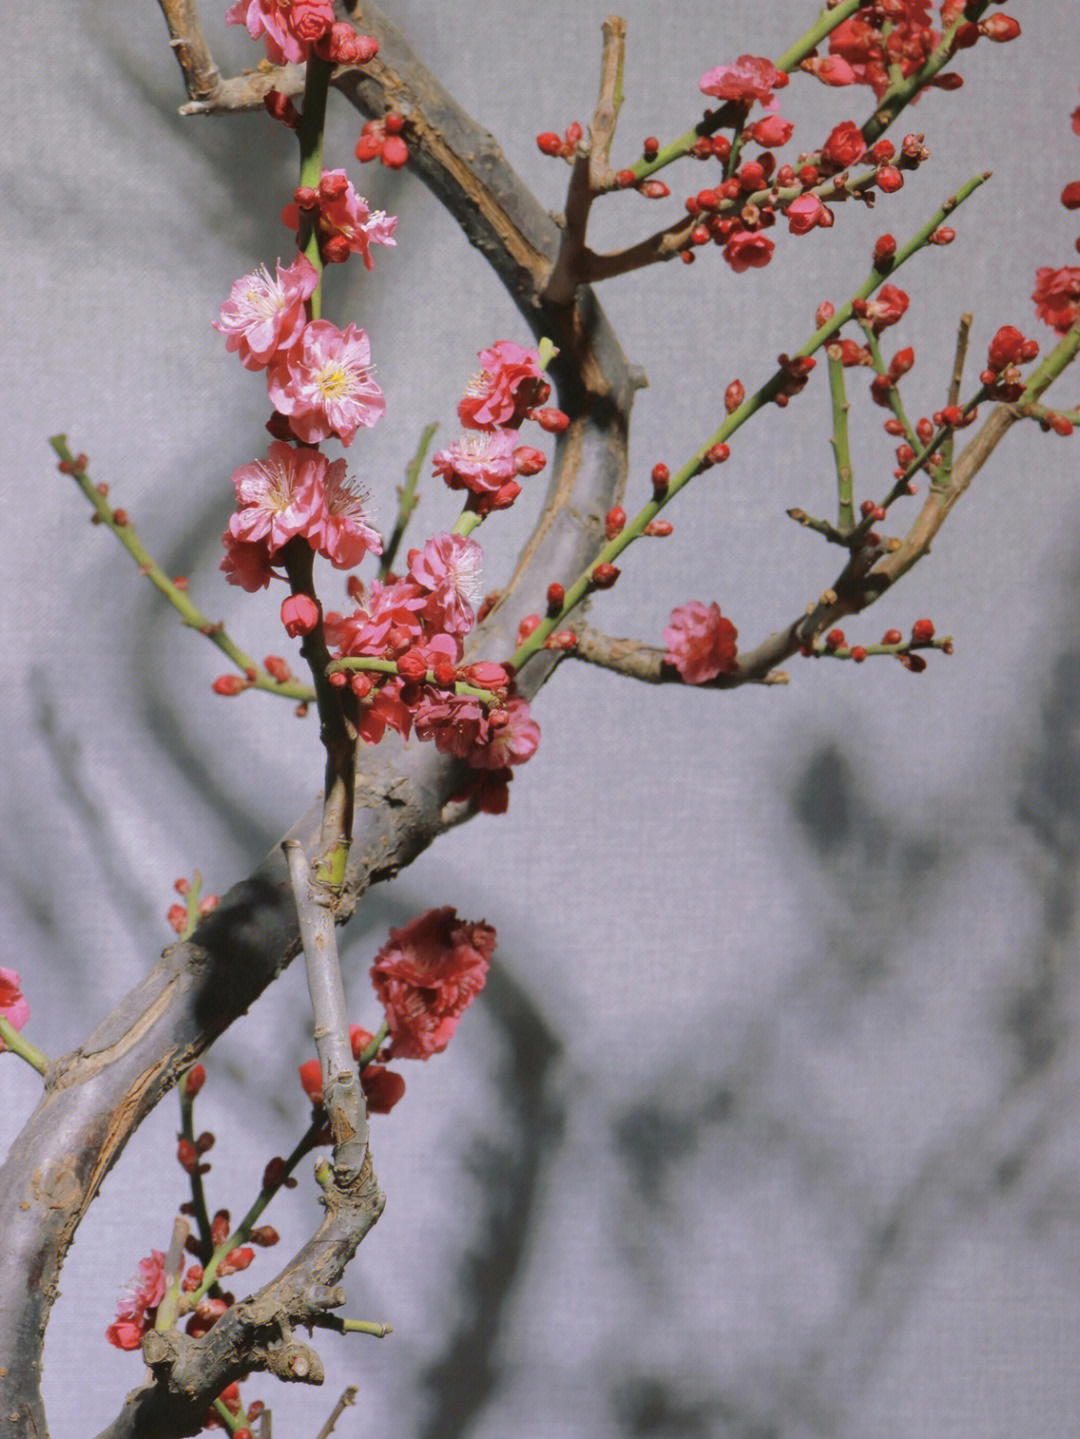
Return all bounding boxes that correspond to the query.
[226,0,333,64]
[663,602,738,684]
[268,319,384,446]
[0,967,30,1046]
[313,463,383,569]
[283,171,397,271]
[1032,266,1080,335]
[457,341,544,429]
[468,696,540,770]
[213,255,318,370]
[325,577,426,656]
[220,532,275,591]
[723,230,775,273]
[408,533,483,636]
[105,1250,168,1350]
[433,429,519,495]
[371,907,496,1059]
[227,441,322,554]
[699,55,788,106]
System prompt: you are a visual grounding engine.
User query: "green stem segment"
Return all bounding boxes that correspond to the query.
[0,1018,48,1075]
[49,438,315,703]
[827,352,854,532]
[379,423,438,580]
[326,657,501,705]
[510,173,989,672]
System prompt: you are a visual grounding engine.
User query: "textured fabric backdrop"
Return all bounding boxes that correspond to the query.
[3,3,1079,1435]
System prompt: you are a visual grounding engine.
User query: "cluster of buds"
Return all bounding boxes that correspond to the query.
[227,1,377,68]
[807,619,950,671]
[869,345,915,408]
[166,877,220,935]
[355,113,409,169]
[535,120,584,160]
[981,324,1040,400]
[775,353,816,406]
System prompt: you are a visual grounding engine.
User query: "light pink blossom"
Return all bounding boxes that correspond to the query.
[457,340,544,429]
[268,320,384,446]
[313,462,383,569]
[432,429,518,495]
[663,601,739,684]
[408,533,483,636]
[227,442,322,554]
[698,56,788,106]
[105,1250,169,1351]
[370,907,496,1059]
[212,255,318,370]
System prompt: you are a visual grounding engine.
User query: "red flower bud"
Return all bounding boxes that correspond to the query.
[911,618,935,643]
[544,630,579,650]
[463,661,509,689]
[876,165,904,193]
[643,136,660,157]
[978,15,1020,41]
[873,234,897,267]
[929,226,956,245]
[517,614,541,643]
[183,1064,206,1100]
[383,112,406,135]
[615,168,637,188]
[697,188,720,211]
[249,1226,280,1246]
[319,171,349,202]
[641,180,671,199]
[888,347,915,379]
[815,302,835,329]
[644,519,673,536]
[1061,182,1080,212]
[355,132,382,162]
[605,506,626,539]
[513,446,546,476]
[825,629,845,650]
[869,139,895,164]
[882,629,902,646]
[590,563,619,589]
[322,233,351,264]
[177,1138,198,1173]
[531,407,569,433]
[724,379,745,413]
[381,135,409,168]
[280,593,320,638]
[211,674,247,696]
[546,582,565,614]
[536,131,563,156]
[264,89,299,128]
[850,646,868,663]
[397,649,428,682]
[705,443,730,465]
[167,903,188,933]
[651,462,670,495]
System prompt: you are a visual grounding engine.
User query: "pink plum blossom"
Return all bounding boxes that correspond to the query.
[433,430,518,495]
[0,967,30,1047]
[457,340,544,429]
[313,463,383,569]
[663,602,739,684]
[1032,266,1080,335]
[212,255,318,370]
[408,533,483,636]
[370,907,495,1059]
[468,696,540,770]
[225,0,333,65]
[283,171,397,271]
[219,532,275,591]
[105,1250,169,1351]
[325,578,426,657]
[722,230,776,273]
[698,56,788,106]
[268,319,384,446]
[227,442,322,554]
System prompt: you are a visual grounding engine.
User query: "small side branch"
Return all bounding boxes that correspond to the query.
[156,0,222,103]
[570,624,788,688]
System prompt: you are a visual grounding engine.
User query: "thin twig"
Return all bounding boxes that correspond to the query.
[379,422,437,579]
[313,1386,357,1439]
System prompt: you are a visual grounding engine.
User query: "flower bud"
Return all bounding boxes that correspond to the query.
[381,135,409,169]
[536,132,563,156]
[513,446,547,476]
[605,506,626,539]
[724,379,745,412]
[876,165,903,193]
[978,15,1020,41]
[396,649,428,682]
[644,519,673,536]
[531,407,569,433]
[183,1064,206,1100]
[211,674,247,696]
[281,593,320,638]
[590,563,620,589]
[546,582,565,614]
[911,617,935,643]
[264,89,299,128]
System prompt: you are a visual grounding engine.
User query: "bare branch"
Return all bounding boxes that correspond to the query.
[314,1387,358,1439]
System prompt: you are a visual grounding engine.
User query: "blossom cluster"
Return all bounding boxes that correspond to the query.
[281,170,397,271]
[221,441,381,591]
[214,252,385,447]
[226,0,377,67]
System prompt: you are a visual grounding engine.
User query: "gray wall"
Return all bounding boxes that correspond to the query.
[3,3,1079,1435]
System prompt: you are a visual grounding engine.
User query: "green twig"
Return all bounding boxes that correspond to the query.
[326,657,502,705]
[0,1018,48,1075]
[379,422,437,580]
[827,353,855,532]
[511,173,989,672]
[49,437,315,703]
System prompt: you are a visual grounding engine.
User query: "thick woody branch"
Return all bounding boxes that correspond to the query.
[1,8,639,1436]
[570,624,789,687]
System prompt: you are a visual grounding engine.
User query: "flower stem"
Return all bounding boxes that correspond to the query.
[827,352,855,532]
[296,56,333,317]
[379,422,438,580]
[49,437,315,702]
[356,1022,388,1068]
[0,1018,48,1075]
[510,173,989,672]
[326,657,501,705]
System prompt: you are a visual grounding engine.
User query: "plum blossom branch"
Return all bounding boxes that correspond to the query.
[511,172,990,671]
[49,437,316,703]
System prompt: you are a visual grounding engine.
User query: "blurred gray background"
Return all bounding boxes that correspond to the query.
[3,3,1080,1435]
